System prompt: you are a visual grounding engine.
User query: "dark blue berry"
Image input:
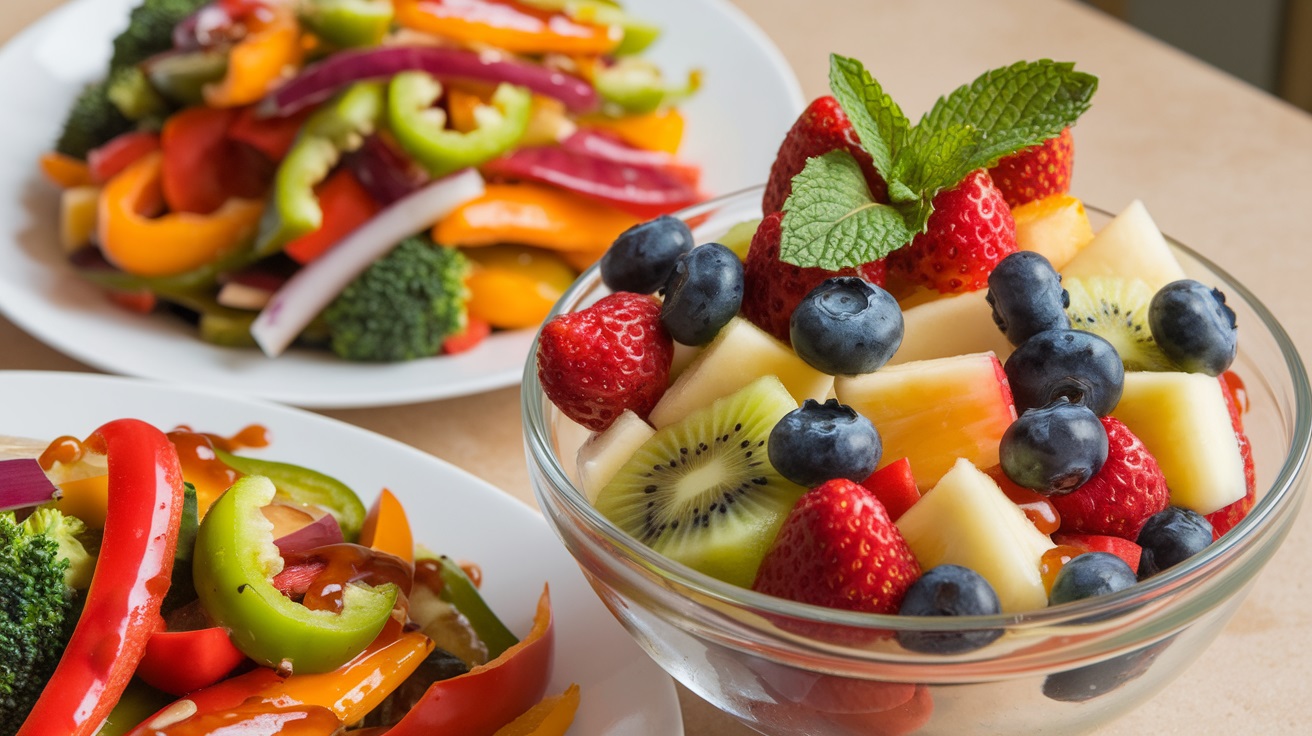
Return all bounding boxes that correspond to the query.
[1005,329,1124,416]
[1148,279,1238,376]
[660,243,744,345]
[1137,506,1213,577]
[599,215,694,294]
[789,277,903,376]
[986,251,1071,346]
[1000,398,1109,494]
[767,399,881,488]
[1043,639,1171,702]
[1049,552,1137,605]
[896,565,1003,654]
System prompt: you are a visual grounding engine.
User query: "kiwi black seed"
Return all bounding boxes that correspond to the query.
[593,376,806,589]
[1064,276,1176,371]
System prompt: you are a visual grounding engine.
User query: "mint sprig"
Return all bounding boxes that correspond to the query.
[779,56,1098,270]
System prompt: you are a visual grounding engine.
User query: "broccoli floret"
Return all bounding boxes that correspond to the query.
[107,66,169,122]
[323,236,471,362]
[54,80,135,159]
[109,0,209,74]
[0,509,88,731]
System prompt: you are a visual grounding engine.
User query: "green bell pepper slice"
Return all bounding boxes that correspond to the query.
[594,57,702,115]
[193,475,398,675]
[301,0,395,49]
[518,0,659,55]
[388,71,531,179]
[255,81,385,256]
[215,449,367,542]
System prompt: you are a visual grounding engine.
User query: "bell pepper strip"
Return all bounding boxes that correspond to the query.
[214,448,367,541]
[192,475,398,674]
[203,4,304,108]
[301,0,395,48]
[416,555,519,659]
[358,488,414,564]
[518,0,659,56]
[229,104,313,162]
[18,418,186,736]
[143,50,230,107]
[493,683,581,736]
[386,585,554,736]
[254,81,385,256]
[134,627,249,696]
[88,131,161,184]
[433,182,641,253]
[40,152,95,188]
[161,107,243,214]
[463,244,576,329]
[60,185,102,253]
[442,314,491,354]
[284,168,382,264]
[97,151,265,278]
[388,71,531,178]
[52,473,110,529]
[578,108,685,154]
[395,0,620,56]
[159,483,201,615]
[592,58,702,116]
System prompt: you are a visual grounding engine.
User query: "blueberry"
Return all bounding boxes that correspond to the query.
[767,399,881,488]
[660,243,744,345]
[896,564,1003,654]
[1005,329,1124,416]
[1148,279,1238,376]
[1042,639,1171,702]
[986,251,1071,346]
[789,277,903,376]
[599,215,695,294]
[1000,398,1109,494]
[1049,552,1137,605]
[1136,506,1213,577]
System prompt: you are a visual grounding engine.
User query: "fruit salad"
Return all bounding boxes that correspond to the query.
[39,0,702,362]
[0,419,572,734]
[536,54,1253,707]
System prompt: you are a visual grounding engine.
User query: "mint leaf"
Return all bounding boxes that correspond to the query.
[828,54,909,179]
[779,150,916,271]
[913,59,1097,173]
[891,123,982,208]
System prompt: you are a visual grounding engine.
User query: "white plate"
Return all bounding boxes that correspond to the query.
[0,0,803,408]
[0,370,683,734]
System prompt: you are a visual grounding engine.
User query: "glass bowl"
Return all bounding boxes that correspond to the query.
[522,186,1311,735]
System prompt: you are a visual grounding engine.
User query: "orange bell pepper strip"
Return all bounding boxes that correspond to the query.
[434,183,642,253]
[284,168,382,264]
[204,5,303,108]
[493,683,581,736]
[39,152,94,188]
[578,108,685,154]
[395,0,620,56]
[358,488,415,565]
[97,151,264,277]
[387,585,555,736]
[464,245,576,329]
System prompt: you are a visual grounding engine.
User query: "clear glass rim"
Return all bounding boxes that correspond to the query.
[521,186,1312,634]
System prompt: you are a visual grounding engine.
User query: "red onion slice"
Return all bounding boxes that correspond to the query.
[259,46,599,118]
[274,512,345,556]
[0,458,61,512]
[345,135,432,205]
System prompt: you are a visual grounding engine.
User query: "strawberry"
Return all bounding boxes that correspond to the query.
[886,169,1017,293]
[740,212,887,343]
[752,479,921,614]
[1052,531,1143,573]
[1206,374,1256,539]
[536,292,673,432]
[861,457,920,522]
[762,95,888,214]
[987,127,1074,208]
[1050,417,1170,540]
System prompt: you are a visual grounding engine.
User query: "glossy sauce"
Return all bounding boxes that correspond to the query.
[166,424,270,509]
[283,543,413,613]
[151,702,344,736]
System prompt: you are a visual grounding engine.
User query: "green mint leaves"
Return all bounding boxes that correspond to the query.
[779,55,1098,269]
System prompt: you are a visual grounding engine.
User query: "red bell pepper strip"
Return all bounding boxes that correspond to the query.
[88,131,161,185]
[161,107,239,214]
[134,627,249,696]
[18,418,186,736]
[284,167,382,264]
[387,585,554,736]
[229,104,314,162]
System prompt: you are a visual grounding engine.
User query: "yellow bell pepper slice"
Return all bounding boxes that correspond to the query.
[493,683,582,736]
[204,6,303,108]
[579,108,685,154]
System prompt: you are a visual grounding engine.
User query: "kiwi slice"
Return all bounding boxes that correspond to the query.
[719,218,762,261]
[1065,276,1176,371]
[594,376,806,588]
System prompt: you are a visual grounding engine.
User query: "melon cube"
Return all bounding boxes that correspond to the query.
[834,352,1017,489]
[1061,200,1187,290]
[648,317,833,428]
[577,410,656,502]
[890,289,1014,365]
[1111,372,1246,514]
[896,459,1056,613]
[1012,193,1095,269]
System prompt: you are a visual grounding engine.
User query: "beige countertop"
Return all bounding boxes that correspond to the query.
[3,1,1311,733]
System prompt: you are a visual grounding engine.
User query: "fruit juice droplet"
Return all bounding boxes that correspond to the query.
[1222,370,1249,415]
[1041,545,1084,595]
[985,465,1061,534]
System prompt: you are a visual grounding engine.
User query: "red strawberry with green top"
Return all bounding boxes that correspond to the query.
[988,127,1075,208]
[752,478,921,614]
[1050,416,1169,540]
[536,292,673,432]
[762,96,889,214]
[886,169,1018,293]
[1206,374,1256,539]
[740,212,887,343]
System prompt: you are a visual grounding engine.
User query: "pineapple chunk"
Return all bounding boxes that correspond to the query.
[648,317,833,428]
[1012,193,1095,269]
[60,185,100,253]
[890,289,1014,365]
[897,459,1055,613]
[577,410,656,502]
[1062,200,1187,290]
[1111,372,1246,514]
[834,352,1016,489]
